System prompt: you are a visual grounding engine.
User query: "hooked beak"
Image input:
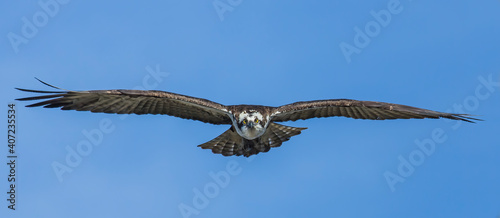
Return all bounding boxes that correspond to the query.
[247,122,254,128]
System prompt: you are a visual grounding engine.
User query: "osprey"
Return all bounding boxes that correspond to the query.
[16,79,479,157]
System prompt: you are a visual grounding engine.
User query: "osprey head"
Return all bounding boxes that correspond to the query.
[235,111,266,139]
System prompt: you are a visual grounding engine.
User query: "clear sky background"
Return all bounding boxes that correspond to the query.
[1,0,499,217]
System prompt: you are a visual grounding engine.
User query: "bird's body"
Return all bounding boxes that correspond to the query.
[16,79,480,157]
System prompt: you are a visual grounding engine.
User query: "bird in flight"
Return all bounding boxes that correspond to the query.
[16,79,479,157]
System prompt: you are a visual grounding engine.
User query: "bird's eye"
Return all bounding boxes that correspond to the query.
[243,120,247,124]
[255,118,259,123]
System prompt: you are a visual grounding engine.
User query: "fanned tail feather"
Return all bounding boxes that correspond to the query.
[198,123,307,157]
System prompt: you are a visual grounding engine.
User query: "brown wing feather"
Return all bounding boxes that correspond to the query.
[272,99,480,123]
[16,81,232,125]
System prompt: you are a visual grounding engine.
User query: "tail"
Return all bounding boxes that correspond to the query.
[198,123,307,157]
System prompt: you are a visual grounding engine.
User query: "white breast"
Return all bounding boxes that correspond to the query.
[237,125,265,140]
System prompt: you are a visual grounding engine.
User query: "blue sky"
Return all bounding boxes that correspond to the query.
[1,0,500,217]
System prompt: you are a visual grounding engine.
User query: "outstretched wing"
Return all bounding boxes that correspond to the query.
[16,79,232,124]
[271,99,480,123]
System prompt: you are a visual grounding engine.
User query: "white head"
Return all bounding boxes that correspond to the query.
[234,110,267,140]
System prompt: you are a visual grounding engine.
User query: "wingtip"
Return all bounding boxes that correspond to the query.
[35,77,64,90]
[454,114,483,123]
[15,87,66,94]
[15,87,35,92]
[15,78,70,94]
